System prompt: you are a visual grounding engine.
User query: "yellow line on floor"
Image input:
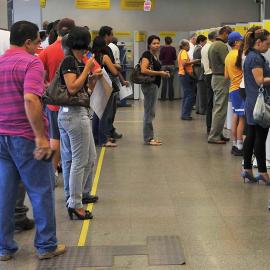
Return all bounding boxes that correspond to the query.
[77,147,106,247]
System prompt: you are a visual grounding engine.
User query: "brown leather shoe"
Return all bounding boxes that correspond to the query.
[208,140,226,144]
[38,244,66,260]
[0,254,12,261]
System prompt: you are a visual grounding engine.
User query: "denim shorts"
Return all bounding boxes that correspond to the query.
[229,89,245,116]
[46,107,60,140]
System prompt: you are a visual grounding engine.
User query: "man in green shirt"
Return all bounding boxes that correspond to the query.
[208,26,232,144]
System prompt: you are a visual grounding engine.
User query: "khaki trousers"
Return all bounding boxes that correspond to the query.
[208,75,230,141]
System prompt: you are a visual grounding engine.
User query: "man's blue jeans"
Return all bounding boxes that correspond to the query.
[179,75,195,118]
[0,135,57,256]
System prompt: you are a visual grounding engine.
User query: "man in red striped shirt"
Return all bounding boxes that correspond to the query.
[0,21,65,261]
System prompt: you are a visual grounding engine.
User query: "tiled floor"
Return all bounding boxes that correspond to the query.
[1,100,270,270]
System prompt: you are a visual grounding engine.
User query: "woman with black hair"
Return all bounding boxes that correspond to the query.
[241,28,270,184]
[91,36,119,147]
[58,26,99,220]
[140,35,170,146]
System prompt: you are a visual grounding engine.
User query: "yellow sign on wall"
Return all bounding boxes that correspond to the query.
[75,0,110,9]
[159,32,176,38]
[114,32,132,38]
[120,0,155,11]
[135,31,146,42]
[263,20,270,32]
[40,0,46,8]
[235,24,248,36]
[248,22,263,29]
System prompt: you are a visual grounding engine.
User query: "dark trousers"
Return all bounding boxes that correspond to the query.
[92,93,116,145]
[244,124,269,172]
[204,74,213,133]
[161,65,175,100]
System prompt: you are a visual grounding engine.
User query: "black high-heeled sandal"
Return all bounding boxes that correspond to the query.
[67,208,93,220]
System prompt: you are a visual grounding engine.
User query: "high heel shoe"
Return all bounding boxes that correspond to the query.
[255,174,270,186]
[241,171,257,183]
[68,208,93,220]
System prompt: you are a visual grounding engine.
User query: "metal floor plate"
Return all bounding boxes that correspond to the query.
[37,235,185,269]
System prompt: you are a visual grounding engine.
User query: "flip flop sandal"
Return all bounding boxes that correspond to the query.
[145,139,162,146]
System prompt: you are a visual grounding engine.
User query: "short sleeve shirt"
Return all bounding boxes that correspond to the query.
[60,54,89,102]
[178,49,193,76]
[141,50,161,87]
[0,48,47,141]
[39,40,65,111]
[244,49,270,125]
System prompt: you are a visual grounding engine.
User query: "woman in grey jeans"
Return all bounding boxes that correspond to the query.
[141,35,170,146]
[58,27,100,220]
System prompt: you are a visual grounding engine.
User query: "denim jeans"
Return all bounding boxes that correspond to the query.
[58,106,96,209]
[0,135,57,256]
[141,83,159,142]
[14,182,28,224]
[179,74,195,118]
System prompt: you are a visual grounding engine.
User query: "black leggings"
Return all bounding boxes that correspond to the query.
[243,124,269,173]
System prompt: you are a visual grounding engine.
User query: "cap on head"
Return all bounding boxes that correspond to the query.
[228,31,243,43]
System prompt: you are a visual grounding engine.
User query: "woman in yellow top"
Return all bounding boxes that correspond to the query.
[178,39,200,120]
[224,32,244,156]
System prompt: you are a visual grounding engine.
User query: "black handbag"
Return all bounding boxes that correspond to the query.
[130,55,155,85]
[42,59,90,108]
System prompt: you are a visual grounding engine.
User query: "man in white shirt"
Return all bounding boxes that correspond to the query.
[201,31,217,134]
[188,33,197,60]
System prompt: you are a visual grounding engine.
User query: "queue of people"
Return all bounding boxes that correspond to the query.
[0,18,128,261]
[1,16,270,262]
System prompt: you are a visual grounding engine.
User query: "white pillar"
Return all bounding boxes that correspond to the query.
[13,0,42,29]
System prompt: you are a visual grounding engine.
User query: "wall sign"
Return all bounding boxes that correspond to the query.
[120,0,155,11]
[40,0,46,8]
[159,32,176,38]
[75,0,110,9]
[135,31,146,42]
[114,32,132,38]
[235,24,248,35]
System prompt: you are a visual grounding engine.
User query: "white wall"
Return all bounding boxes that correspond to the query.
[42,0,259,32]
[0,0,8,29]
[13,0,42,28]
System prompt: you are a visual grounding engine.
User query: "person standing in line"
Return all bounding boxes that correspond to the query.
[201,31,217,134]
[178,39,200,120]
[99,26,124,142]
[0,28,35,232]
[207,26,232,144]
[92,36,119,148]
[0,20,66,261]
[159,36,177,101]
[193,35,208,115]
[188,33,197,60]
[39,18,75,186]
[224,32,245,156]
[241,28,270,185]
[141,35,170,146]
[58,27,99,220]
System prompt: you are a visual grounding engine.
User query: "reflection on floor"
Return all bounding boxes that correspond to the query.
[2,100,270,270]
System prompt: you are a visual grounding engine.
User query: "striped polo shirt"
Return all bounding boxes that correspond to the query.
[0,47,47,141]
